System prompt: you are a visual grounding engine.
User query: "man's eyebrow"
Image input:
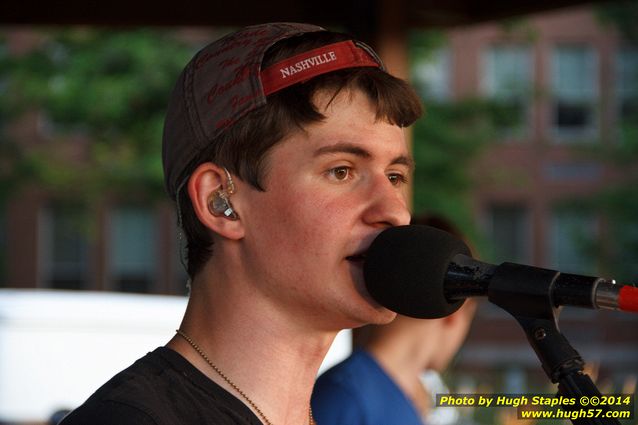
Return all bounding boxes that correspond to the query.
[392,155,415,171]
[313,142,415,170]
[313,143,371,158]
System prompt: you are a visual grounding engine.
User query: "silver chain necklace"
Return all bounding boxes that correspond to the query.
[176,329,316,425]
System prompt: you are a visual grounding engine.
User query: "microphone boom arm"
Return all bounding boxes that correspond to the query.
[488,262,621,425]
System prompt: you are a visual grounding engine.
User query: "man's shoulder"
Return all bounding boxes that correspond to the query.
[61,347,260,425]
[60,348,174,425]
[60,399,159,425]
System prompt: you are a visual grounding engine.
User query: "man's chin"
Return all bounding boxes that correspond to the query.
[342,309,396,331]
[367,307,397,325]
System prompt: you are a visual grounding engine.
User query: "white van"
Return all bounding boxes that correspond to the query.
[0,289,351,424]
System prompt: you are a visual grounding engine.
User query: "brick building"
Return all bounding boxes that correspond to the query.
[409,5,638,392]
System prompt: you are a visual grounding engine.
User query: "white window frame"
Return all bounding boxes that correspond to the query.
[549,44,599,143]
[614,46,638,144]
[411,46,451,101]
[548,208,598,275]
[486,204,532,265]
[37,204,90,289]
[106,205,158,293]
[482,44,534,141]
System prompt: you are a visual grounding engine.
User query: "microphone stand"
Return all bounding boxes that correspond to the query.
[488,262,622,425]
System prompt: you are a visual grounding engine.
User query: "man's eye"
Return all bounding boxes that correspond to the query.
[388,173,407,186]
[328,166,351,181]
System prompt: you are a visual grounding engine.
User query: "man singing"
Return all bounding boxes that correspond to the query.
[61,22,422,425]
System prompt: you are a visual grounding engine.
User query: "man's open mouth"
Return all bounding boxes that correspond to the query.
[346,253,367,263]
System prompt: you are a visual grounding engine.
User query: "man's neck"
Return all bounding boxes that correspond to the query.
[167,270,336,425]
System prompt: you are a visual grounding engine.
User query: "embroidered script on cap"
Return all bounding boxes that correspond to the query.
[188,24,325,136]
[260,40,380,95]
[280,51,337,79]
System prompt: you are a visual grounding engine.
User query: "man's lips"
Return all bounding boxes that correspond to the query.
[346,232,381,265]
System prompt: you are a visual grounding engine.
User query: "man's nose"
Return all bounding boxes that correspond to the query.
[361,175,411,228]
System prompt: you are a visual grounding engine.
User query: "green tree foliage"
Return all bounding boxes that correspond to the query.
[411,98,495,234]
[409,31,512,242]
[597,0,638,42]
[0,28,195,203]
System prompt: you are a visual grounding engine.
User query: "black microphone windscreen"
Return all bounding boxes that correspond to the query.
[364,225,471,319]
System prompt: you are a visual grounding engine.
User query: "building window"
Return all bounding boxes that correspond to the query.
[108,206,157,293]
[411,46,451,101]
[548,209,597,275]
[487,205,531,264]
[483,45,533,140]
[543,161,602,182]
[39,205,90,290]
[615,46,638,144]
[550,45,598,142]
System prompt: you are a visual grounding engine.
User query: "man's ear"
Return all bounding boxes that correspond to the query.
[187,163,244,240]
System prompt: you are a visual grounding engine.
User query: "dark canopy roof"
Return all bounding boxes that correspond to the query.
[2,0,599,30]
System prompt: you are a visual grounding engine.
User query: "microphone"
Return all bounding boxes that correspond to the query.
[363,225,638,319]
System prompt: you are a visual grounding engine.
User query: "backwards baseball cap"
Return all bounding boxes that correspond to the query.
[162,22,385,200]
